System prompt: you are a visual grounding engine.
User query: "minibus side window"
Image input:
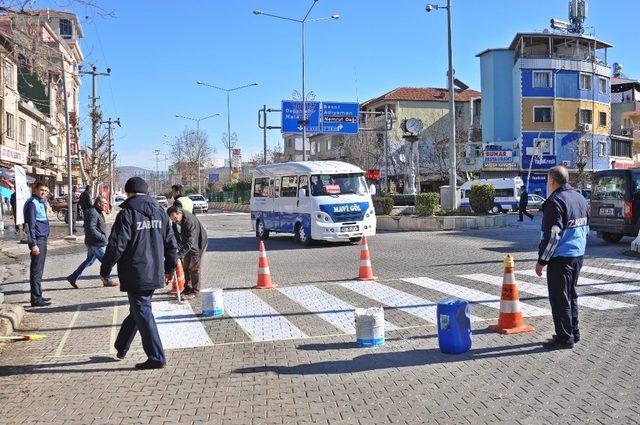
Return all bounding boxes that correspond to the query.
[253,178,269,197]
[299,176,309,197]
[272,178,280,198]
[281,176,298,197]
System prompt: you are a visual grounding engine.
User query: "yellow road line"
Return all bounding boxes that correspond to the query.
[109,303,118,354]
[54,306,81,357]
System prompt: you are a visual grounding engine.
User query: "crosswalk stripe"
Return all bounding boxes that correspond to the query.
[224,291,306,342]
[153,301,212,349]
[340,280,481,323]
[581,266,640,281]
[278,285,397,334]
[461,273,633,311]
[610,261,640,270]
[518,270,640,298]
[406,276,549,317]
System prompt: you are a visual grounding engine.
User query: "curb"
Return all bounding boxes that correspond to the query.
[377,215,507,232]
[0,304,25,337]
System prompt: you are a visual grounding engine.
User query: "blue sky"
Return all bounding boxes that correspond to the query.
[51,0,639,170]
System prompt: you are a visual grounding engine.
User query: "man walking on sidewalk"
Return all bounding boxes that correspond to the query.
[100,177,177,370]
[518,186,534,221]
[535,166,589,350]
[24,182,51,307]
[167,206,208,299]
[67,196,117,288]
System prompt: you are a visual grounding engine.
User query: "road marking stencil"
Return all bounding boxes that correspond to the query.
[405,276,550,317]
[278,285,397,333]
[460,273,634,311]
[339,280,480,323]
[224,290,307,342]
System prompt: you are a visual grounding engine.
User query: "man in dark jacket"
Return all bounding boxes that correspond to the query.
[67,196,116,288]
[518,186,534,221]
[100,177,178,370]
[167,206,208,299]
[24,182,51,307]
[78,185,92,220]
[535,166,589,350]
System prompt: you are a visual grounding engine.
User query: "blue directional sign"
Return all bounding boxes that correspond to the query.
[281,100,321,134]
[321,102,359,134]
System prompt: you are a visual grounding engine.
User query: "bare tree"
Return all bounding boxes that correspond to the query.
[168,129,214,189]
[338,132,385,171]
[573,134,593,189]
[419,116,470,183]
[248,141,285,165]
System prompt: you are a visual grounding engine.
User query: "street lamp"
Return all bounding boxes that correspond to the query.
[253,1,340,161]
[426,1,457,211]
[196,81,258,175]
[174,114,219,192]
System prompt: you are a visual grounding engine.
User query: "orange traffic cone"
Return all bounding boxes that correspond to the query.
[168,259,186,295]
[357,236,378,281]
[488,254,534,334]
[254,241,276,289]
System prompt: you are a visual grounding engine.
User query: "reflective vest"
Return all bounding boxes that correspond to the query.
[175,195,193,213]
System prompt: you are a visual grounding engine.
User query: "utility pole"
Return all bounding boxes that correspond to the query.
[79,66,110,196]
[154,150,160,195]
[61,52,74,239]
[101,118,121,206]
[258,106,283,164]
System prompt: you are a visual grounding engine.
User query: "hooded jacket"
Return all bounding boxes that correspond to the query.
[174,210,208,259]
[83,205,108,247]
[100,194,178,292]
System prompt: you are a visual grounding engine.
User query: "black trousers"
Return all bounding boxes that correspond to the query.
[518,207,533,220]
[29,238,48,304]
[183,250,205,294]
[115,290,165,364]
[546,256,582,342]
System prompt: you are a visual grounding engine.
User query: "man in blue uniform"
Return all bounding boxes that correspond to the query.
[100,177,178,369]
[535,166,589,350]
[24,182,51,307]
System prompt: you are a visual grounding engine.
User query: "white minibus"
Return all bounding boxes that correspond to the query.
[460,177,524,214]
[250,161,377,244]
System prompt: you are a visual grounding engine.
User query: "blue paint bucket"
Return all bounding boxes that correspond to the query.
[201,288,224,317]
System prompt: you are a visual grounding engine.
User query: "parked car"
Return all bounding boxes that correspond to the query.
[527,194,545,211]
[155,195,168,208]
[590,169,639,243]
[188,194,208,214]
[114,195,126,208]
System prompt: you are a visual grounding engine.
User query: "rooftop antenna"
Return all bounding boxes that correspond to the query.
[550,0,587,34]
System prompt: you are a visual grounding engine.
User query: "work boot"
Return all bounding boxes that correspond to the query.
[542,338,574,350]
[553,333,580,343]
[135,360,165,370]
[31,299,52,307]
[66,275,79,289]
[103,279,118,287]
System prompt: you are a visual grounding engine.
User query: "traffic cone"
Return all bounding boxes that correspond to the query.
[254,241,276,289]
[357,236,378,281]
[488,254,535,334]
[168,259,186,295]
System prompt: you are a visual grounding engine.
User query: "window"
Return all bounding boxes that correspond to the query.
[31,124,37,143]
[281,176,298,197]
[455,105,464,118]
[533,107,552,123]
[272,178,280,197]
[599,111,607,127]
[599,77,607,94]
[494,188,515,198]
[592,174,626,201]
[579,109,593,124]
[579,73,592,91]
[18,118,26,144]
[310,174,367,196]
[253,178,270,197]
[2,62,13,88]
[5,112,14,138]
[599,141,607,157]
[59,19,72,39]
[298,175,309,197]
[533,71,552,88]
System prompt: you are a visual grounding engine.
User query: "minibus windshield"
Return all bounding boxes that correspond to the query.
[310,174,367,196]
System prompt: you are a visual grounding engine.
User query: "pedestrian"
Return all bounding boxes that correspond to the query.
[9,190,21,232]
[518,186,534,221]
[535,165,589,350]
[167,205,208,299]
[67,195,118,288]
[100,177,177,369]
[24,181,51,307]
[170,184,193,213]
[78,185,91,220]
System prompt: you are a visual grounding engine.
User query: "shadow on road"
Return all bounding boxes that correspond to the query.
[235,342,545,375]
[207,236,355,253]
[0,356,132,377]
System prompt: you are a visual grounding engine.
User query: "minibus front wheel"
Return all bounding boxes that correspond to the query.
[256,219,270,240]
[295,223,312,246]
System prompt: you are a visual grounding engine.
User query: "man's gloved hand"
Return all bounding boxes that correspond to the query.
[165,274,173,286]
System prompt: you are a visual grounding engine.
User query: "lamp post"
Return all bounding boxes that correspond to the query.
[253,2,339,161]
[174,114,219,192]
[426,1,457,210]
[196,81,258,175]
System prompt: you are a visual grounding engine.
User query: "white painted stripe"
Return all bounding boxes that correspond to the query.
[518,270,640,298]
[258,267,270,274]
[340,280,481,323]
[224,290,306,342]
[152,301,212,349]
[278,285,396,334]
[404,276,549,317]
[462,273,633,311]
[611,261,640,269]
[583,266,640,280]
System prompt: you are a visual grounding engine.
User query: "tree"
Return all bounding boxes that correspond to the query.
[248,141,285,165]
[168,129,214,190]
[573,133,593,189]
[338,132,385,171]
[418,115,471,183]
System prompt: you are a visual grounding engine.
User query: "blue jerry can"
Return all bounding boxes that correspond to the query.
[437,299,472,354]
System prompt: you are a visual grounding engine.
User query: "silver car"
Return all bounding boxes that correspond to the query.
[527,194,545,211]
[155,195,168,208]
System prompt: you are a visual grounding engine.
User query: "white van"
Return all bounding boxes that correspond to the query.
[250,161,377,244]
[460,177,524,214]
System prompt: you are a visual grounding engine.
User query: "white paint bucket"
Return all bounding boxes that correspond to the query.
[201,288,224,317]
[355,307,385,347]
